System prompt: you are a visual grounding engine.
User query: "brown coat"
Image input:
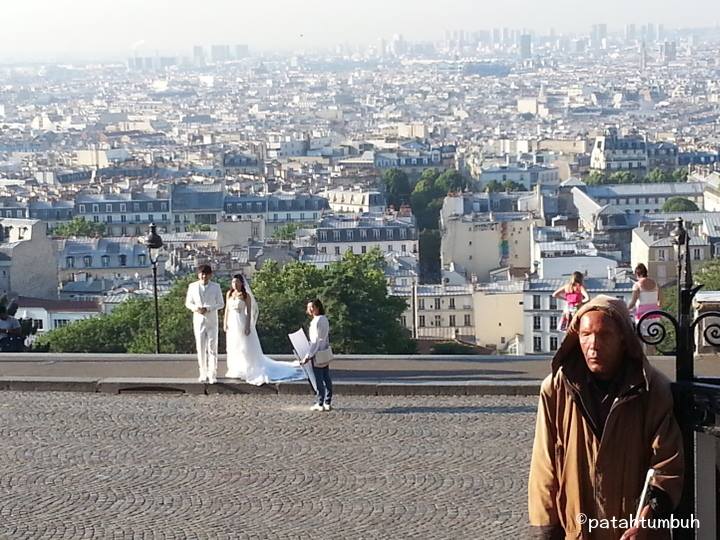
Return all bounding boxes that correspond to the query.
[528,295,684,539]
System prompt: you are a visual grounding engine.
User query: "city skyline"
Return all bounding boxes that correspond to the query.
[0,0,718,62]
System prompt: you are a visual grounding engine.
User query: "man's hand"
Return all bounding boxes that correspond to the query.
[244,327,251,336]
[197,307,207,315]
[620,505,652,540]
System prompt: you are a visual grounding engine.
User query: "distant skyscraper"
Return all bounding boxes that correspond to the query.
[661,41,677,63]
[492,28,501,45]
[193,46,205,66]
[625,24,636,42]
[519,34,532,60]
[640,41,648,70]
[647,23,656,42]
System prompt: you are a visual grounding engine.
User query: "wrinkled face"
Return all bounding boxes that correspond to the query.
[198,271,211,285]
[578,311,625,380]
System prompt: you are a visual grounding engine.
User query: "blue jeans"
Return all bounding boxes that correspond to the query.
[312,362,332,405]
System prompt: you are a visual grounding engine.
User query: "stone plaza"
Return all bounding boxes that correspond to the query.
[0,392,536,539]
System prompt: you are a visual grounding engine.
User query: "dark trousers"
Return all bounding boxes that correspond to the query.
[312,362,333,405]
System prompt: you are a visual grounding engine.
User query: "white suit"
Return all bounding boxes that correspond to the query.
[185,280,225,381]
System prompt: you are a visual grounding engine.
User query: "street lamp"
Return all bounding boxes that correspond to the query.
[143,223,163,355]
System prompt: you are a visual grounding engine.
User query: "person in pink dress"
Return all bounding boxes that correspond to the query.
[553,271,590,332]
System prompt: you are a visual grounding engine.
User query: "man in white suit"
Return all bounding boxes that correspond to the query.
[185,264,225,383]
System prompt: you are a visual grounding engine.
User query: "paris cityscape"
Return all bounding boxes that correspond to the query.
[1,1,719,538]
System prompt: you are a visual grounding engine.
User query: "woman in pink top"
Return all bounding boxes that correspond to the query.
[627,263,661,325]
[553,271,590,331]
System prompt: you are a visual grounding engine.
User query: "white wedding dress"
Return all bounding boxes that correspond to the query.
[225,294,305,385]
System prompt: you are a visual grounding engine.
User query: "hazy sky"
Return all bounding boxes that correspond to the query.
[1,0,718,61]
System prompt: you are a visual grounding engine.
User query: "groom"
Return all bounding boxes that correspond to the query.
[185,264,225,383]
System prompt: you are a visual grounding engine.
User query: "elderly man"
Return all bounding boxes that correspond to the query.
[529,295,683,540]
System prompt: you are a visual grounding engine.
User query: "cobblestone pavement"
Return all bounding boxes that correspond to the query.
[0,393,537,539]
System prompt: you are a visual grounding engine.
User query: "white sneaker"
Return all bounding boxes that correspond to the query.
[323,404,332,412]
[198,376,207,383]
[310,404,324,412]
[208,377,217,384]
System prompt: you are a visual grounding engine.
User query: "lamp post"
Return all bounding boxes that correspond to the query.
[143,223,163,355]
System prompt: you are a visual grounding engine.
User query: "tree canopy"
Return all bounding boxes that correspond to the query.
[382,168,411,210]
[661,197,699,213]
[53,217,105,238]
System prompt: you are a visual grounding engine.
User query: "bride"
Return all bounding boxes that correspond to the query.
[223,273,305,385]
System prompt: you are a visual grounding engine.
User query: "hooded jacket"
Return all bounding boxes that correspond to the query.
[528,295,684,539]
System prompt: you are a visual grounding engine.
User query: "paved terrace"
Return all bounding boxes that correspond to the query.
[1,392,535,539]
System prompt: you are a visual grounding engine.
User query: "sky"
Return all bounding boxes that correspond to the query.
[1,0,718,61]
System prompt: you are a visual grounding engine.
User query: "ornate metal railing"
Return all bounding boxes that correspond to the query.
[635,217,720,539]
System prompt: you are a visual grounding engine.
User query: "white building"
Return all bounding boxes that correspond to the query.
[392,283,474,341]
[478,163,559,190]
[315,213,418,257]
[0,218,58,300]
[590,128,648,172]
[321,188,386,214]
[16,296,101,333]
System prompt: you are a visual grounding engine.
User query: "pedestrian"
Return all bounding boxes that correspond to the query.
[528,295,683,539]
[185,265,225,383]
[303,299,333,412]
[627,263,661,329]
[553,271,590,331]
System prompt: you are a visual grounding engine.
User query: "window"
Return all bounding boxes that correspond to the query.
[334,247,340,255]
[105,204,112,213]
[148,215,154,222]
[434,315,441,327]
[83,256,92,267]
[162,214,167,222]
[550,337,558,351]
[533,295,541,309]
[434,298,441,310]
[135,215,141,222]
[106,215,112,223]
[533,316,541,330]
[93,216,99,223]
[120,204,126,212]
[334,231,341,241]
[361,246,367,254]
[464,314,471,326]
[79,204,86,213]
[449,298,456,309]
[374,229,380,239]
[419,299,425,310]
[138,254,146,266]
[34,319,44,330]
[693,248,702,260]
[657,249,666,262]
[550,316,558,329]
[360,229,367,239]
[101,255,110,267]
[66,256,75,268]
[121,215,126,223]
[549,296,557,310]
[533,336,542,352]
[53,319,70,329]
[449,315,456,327]
[92,204,99,213]
[148,203,154,211]
[387,245,393,252]
[134,203,140,212]
[401,244,406,252]
[161,203,168,211]
[419,316,425,327]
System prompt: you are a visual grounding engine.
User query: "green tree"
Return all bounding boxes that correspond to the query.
[585,171,606,185]
[646,168,668,183]
[272,223,300,241]
[608,171,636,184]
[53,217,105,237]
[662,197,699,212]
[382,168,411,210]
[419,229,441,283]
[672,168,689,182]
[435,169,467,193]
